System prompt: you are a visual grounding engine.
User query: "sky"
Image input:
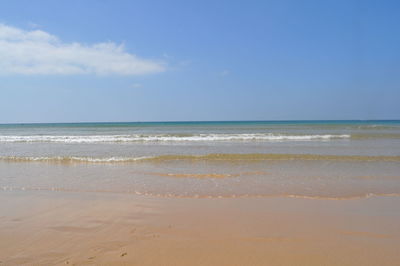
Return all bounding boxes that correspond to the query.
[0,0,399,123]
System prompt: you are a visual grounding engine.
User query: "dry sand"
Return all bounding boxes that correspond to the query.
[1,190,400,265]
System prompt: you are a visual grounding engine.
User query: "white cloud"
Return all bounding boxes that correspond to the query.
[0,24,166,76]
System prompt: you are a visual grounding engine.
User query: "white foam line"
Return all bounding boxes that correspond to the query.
[0,134,351,143]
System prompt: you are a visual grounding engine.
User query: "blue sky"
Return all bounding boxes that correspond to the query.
[0,0,399,123]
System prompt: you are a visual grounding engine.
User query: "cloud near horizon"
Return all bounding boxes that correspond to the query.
[0,24,166,76]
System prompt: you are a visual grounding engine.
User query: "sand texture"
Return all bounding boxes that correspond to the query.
[1,191,400,265]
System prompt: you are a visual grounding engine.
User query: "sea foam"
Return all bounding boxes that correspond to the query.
[0,133,351,143]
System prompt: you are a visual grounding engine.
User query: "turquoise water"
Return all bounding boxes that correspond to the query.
[0,120,399,198]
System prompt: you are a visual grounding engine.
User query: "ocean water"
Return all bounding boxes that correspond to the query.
[1,120,400,199]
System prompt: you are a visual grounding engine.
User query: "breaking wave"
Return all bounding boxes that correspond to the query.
[0,133,351,143]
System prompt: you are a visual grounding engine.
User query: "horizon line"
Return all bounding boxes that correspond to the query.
[1,119,400,126]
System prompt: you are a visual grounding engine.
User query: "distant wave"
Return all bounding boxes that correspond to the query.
[0,133,351,143]
[1,153,399,164]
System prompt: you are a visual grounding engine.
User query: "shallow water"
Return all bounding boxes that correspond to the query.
[1,120,399,198]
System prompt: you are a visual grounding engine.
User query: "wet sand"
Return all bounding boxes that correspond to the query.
[1,191,400,265]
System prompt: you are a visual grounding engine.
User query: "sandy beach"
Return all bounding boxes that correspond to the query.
[1,190,400,265]
[2,0,400,264]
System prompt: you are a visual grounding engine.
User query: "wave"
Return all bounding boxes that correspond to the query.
[1,153,399,163]
[0,156,151,163]
[0,133,351,143]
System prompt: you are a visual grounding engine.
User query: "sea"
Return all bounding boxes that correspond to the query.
[1,120,400,199]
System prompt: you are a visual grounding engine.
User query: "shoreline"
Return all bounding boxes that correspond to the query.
[3,186,400,200]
